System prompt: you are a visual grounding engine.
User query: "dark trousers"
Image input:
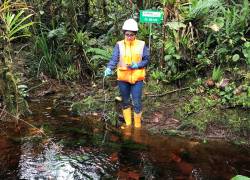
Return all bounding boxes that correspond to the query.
[118,80,143,113]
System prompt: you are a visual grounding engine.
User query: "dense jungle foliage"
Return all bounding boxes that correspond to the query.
[0,0,250,138]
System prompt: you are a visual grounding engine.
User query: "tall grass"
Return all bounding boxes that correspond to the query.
[212,66,223,82]
[35,33,59,78]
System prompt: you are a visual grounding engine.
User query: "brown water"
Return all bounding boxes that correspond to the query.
[0,96,250,179]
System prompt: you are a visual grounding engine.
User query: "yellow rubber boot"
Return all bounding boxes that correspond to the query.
[134,112,142,128]
[122,107,132,126]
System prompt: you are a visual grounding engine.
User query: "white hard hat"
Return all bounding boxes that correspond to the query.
[122,18,138,31]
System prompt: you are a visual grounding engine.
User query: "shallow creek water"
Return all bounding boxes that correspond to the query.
[0,96,250,180]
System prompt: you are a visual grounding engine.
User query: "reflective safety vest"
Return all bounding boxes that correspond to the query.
[117,39,146,84]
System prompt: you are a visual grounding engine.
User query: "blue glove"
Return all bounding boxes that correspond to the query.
[104,67,112,77]
[129,62,139,69]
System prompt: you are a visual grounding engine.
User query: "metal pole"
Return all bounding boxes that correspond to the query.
[149,23,152,52]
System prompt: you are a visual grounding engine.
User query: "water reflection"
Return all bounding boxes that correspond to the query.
[6,118,250,179]
[19,142,118,179]
[120,126,250,179]
[0,137,21,178]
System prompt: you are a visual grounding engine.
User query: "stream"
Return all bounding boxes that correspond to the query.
[0,95,250,180]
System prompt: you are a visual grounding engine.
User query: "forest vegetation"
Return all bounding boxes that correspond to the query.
[0,0,250,142]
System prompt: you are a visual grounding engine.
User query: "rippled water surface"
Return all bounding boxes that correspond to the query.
[1,96,250,179]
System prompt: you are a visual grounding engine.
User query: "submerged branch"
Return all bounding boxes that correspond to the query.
[26,82,45,92]
[145,87,189,97]
[0,109,47,136]
[0,105,6,121]
[0,109,59,148]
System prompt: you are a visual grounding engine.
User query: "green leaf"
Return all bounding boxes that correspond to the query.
[9,22,34,41]
[9,14,34,37]
[166,21,186,30]
[244,42,250,48]
[18,85,28,89]
[10,10,25,29]
[86,48,112,59]
[232,54,240,62]
[10,34,31,41]
[90,55,109,61]
[48,27,67,39]
[164,55,172,61]
[173,54,181,60]
[231,175,250,180]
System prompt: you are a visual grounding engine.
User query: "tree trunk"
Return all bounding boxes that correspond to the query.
[83,0,90,24]
[160,6,169,68]
[136,0,143,10]
[102,0,107,18]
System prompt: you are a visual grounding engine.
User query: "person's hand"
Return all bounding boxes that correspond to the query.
[129,62,139,69]
[104,67,112,77]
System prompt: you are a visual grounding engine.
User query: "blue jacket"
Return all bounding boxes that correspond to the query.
[107,43,150,70]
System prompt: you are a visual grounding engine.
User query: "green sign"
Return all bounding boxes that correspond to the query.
[140,10,163,24]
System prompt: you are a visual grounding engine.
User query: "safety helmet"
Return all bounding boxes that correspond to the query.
[122,18,138,31]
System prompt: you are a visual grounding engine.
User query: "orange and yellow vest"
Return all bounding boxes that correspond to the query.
[117,39,146,84]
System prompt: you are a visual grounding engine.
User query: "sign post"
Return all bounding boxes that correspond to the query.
[139,10,163,50]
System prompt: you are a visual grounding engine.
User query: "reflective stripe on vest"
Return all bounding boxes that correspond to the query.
[117,39,146,84]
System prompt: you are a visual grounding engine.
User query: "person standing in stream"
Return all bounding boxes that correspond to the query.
[104,18,150,128]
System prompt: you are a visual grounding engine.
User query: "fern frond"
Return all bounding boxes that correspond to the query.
[86,47,112,59]
[90,55,110,61]
[189,0,223,19]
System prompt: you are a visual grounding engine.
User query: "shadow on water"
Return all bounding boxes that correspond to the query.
[0,95,250,179]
